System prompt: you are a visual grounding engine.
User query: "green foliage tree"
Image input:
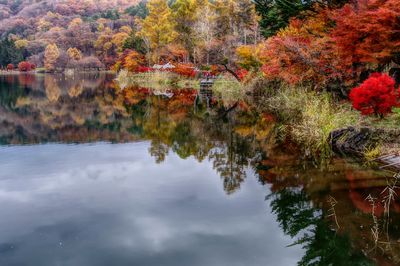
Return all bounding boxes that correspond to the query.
[122,30,147,54]
[125,0,149,18]
[254,0,314,37]
[0,38,24,66]
[254,0,349,37]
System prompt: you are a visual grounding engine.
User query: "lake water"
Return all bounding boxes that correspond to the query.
[0,73,399,265]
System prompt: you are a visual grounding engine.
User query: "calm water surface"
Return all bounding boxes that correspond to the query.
[0,73,399,266]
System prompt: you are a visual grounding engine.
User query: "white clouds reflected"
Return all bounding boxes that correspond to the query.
[0,142,303,266]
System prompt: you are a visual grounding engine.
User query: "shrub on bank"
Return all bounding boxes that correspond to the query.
[349,73,399,117]
[6,64,14,71]
[115,70,199,90]
[18,61,33,72]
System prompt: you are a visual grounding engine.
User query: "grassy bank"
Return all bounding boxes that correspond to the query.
[256,83,400,161]
[258,85,359,159]
[116,70,199,90]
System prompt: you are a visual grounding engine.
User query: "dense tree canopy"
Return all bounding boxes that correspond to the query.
[0,38,23,66]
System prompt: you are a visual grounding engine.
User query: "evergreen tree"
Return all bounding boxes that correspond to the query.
[122,30,147,54]
[125,0,149,19]
[0,38,24,67]
[254,0,314,37]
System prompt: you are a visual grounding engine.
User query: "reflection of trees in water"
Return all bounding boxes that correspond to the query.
[0,73,132,144]
[0,76,25,109]
[259,154,400,265]
[149,140,170,163]
[2,76,400,265]
[44,75,61,102]
[268,188,374,266]
[137,94,262,194]
[208,128,256,194]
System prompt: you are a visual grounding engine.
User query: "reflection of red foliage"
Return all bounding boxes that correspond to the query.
[346,171,400,216]
[349,73,399,116]
[238,101,249,111]
[18,61,33,72]
[350,190,384,216]
[262,113,276,123]
[123,87,151,105]
[18,74,36,87]
[6,64,14,71]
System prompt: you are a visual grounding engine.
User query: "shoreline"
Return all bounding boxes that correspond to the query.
[330,126,400,172]
[0,70,115,75]
[2,69,399,171]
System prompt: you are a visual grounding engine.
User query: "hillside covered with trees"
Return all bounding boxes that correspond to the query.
[0,0,140,69]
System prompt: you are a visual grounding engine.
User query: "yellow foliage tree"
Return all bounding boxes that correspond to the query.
[119,26,132,34]
[37,18,51,32]
[68,18,83,29]
[44,43,60,71]
[15,39,29,49]
[171,0,200,59]
[67,47,83,61]
[139,0,177,62]
[236,45,261,70]
[112,32,130,51]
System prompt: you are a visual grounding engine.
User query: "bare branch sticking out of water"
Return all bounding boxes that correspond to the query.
[381,173,400,218]
[380,172,400,252]
[327,195,340,230]
[365,194,379,252]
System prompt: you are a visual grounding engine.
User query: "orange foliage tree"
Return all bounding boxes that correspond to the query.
[172,63,196,78]
[118,50,145,72]
[259,10,349,87]
[158,44,189,64]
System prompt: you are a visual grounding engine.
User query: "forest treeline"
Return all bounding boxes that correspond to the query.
[0,0,399,92]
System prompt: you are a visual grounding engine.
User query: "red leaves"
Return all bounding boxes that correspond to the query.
[17,61,34,72]
[331,0,400,65]
[349,73,400,117]
[258,0,400,87]
[172,63,196,78]
[236,69,249,81]
[137,66,154,73]
[6,64,14,71]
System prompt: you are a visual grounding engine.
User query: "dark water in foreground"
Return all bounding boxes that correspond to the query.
[0,73,399,266]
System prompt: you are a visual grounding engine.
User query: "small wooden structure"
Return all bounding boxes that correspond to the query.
[198,77,214,107]
[200,78,214,87]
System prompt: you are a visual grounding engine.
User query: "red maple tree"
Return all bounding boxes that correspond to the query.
[349,73,400,117]
[332,0,400,65]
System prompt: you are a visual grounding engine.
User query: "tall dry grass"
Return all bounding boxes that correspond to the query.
[263,85,359,158]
